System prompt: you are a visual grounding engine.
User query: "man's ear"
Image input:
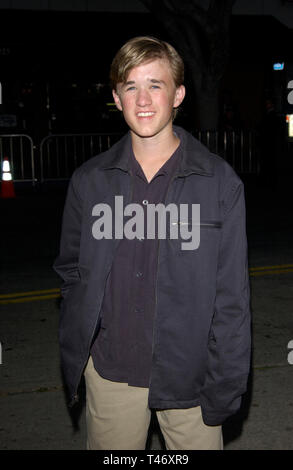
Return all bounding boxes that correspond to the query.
[112,89,123,111]
[173,85,186,109]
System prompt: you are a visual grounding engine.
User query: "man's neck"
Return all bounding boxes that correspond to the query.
[131,128,180,182]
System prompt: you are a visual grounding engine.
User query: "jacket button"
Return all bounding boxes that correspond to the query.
[135,307,144,313]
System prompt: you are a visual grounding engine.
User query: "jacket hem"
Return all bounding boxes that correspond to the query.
[148,397,201,410]
[201,409,236,426]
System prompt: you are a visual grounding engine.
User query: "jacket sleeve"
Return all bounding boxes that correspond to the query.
[53,169,83,298]
[200,180,251,426]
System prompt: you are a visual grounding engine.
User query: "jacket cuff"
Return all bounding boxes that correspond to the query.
[201,401,241,426]
[201,397,242,426]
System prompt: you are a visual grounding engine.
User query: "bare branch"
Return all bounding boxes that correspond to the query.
[140,0,153,10]
[207,0,236,31]
[168,0,210,33]
[140,0,235,128]
[140,0,204,68]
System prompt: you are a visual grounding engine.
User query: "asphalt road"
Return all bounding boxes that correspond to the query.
[0,177,293,451]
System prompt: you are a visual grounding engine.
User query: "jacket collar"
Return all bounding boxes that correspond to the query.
[99,126,214,177]
[173,126,214,177]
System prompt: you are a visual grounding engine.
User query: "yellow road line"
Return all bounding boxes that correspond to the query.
[0,263,292,305]
[249,268,293,277]
[0,288,60,299]
[249,264,293,271]
[0,293,60,305]
[249,264,293,277]
[0,288,61,305]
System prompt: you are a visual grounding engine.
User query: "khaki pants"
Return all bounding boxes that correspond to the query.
[84,356,223,450]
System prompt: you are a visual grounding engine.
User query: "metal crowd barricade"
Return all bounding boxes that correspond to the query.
[39,133,122,183]
[40,129,259,184]
[194,129,260,175]
[0,134,36,185]
[0,130,260,187]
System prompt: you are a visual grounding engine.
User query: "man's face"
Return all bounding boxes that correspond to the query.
[112,59,185,140]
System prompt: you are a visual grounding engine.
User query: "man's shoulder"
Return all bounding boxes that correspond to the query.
[71,132,128,181]
[210,150,243,185]
[177,126,243,185]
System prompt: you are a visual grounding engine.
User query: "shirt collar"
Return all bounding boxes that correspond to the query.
[99,126,214,178]
[130,139,182,181]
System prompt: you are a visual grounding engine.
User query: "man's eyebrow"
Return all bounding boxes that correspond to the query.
[122,78,166,87]
[149,78,166,85]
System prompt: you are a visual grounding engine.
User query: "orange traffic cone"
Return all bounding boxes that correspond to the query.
[0,157,16,198]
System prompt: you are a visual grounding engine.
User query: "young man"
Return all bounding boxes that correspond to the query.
[54,36,251,450]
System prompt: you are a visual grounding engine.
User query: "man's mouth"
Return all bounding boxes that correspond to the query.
[137,112,155,117]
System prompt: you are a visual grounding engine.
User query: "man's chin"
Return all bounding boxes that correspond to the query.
[130,127,159,140]
[128,122,172,141]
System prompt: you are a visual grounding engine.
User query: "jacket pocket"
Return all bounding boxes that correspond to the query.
[169,220,222,229]
[200,221,222,229]
[78,265,91,282]
[60,269,81,298]
[167,220,222,253]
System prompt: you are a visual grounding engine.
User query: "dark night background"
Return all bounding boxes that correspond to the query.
[0,8,293,137]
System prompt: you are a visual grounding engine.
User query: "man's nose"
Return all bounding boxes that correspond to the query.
[136,88,152,106]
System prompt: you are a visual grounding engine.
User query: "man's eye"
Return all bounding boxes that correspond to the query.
[151,85,160,89]
[126,86,136,91]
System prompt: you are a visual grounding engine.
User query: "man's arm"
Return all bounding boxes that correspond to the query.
[53,170,83,297]
[200,181,251,426]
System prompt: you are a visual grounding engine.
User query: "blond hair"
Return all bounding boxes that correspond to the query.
[110,36,184,90]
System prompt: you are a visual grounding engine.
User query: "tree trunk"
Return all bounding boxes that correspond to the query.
[140,0,235,131]
[192,75,220,131]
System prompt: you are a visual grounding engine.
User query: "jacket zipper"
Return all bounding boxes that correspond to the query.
[147,176,221,395]
[69,170,134,407]
[171,221,222,228]
[148,173,178,392]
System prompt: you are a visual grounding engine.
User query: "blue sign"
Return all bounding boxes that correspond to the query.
[273,62,285,71]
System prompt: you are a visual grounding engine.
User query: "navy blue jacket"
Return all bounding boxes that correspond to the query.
[54,126,251,426]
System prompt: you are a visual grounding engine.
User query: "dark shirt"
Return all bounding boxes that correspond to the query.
[91,141,182,387]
